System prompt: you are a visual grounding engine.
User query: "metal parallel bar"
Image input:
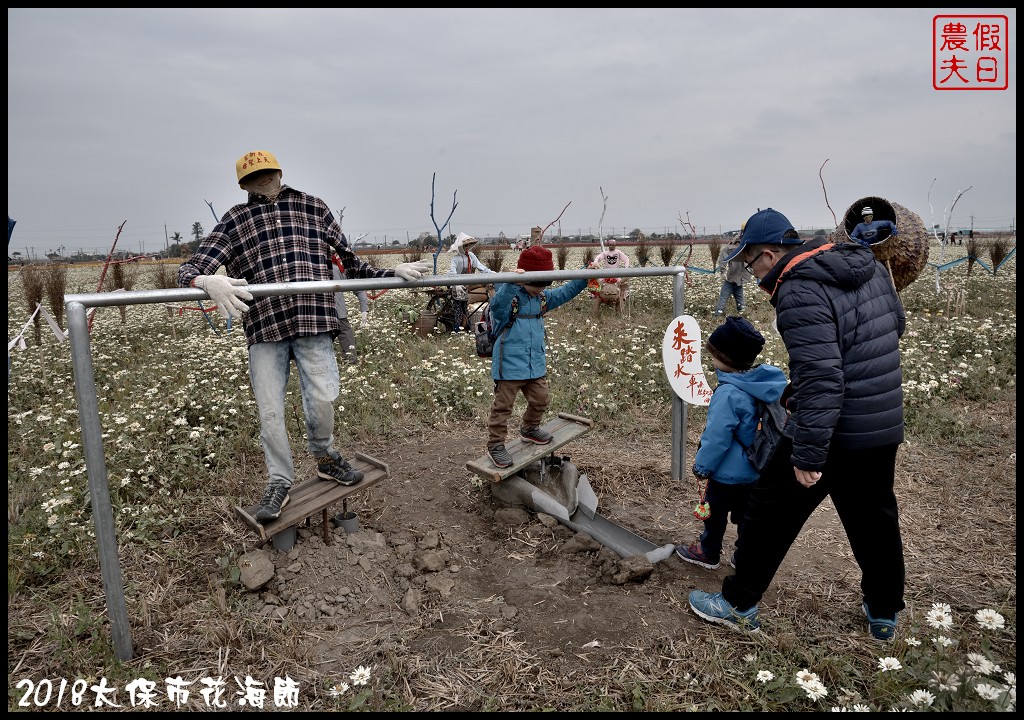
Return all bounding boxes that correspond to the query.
[64,266,688,308]
[66,301,134,661]
[671,272,688,484]
[63,267,688,662]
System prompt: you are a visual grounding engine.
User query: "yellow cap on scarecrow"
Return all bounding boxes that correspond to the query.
[236,151,281,183]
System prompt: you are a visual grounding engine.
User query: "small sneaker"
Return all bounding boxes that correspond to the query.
[863,603,897,643]
[520,425,553,445]
[254,485,290,523]
[317,455,364,486]
[487,444,514,469]
[674,542,721,570]
[688,590,760,632]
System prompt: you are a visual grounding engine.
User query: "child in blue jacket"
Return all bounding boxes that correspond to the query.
[676,316,788,569]
[485,245,590,469]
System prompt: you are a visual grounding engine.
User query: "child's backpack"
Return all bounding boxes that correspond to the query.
[735,398,789,472]
[474,294,547,358]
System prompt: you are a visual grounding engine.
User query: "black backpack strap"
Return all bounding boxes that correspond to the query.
[732,396,766,451]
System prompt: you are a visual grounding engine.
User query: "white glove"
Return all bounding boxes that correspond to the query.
[361,311,369,323]
[194,274,253,321]
[394,260,431,281]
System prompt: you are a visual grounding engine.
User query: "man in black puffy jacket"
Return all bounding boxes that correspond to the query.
[688,208,906,643]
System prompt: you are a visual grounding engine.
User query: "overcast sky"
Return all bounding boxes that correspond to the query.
[8,8,1017,257]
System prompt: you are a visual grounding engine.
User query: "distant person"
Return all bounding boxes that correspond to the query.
[178,150,430,523]
[714,239,746,316]
[447,232,494,332]
[485,246,593,469]
[331,255,370,364]
[849,206,898,248]
[689,207,906,642]
[590,238,630,314]
[948,231,958,246]
[675,316,787,570]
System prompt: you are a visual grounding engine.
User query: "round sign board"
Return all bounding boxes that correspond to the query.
[661,314,712,406]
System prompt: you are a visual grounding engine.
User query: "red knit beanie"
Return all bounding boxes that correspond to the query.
[517,245,554,272]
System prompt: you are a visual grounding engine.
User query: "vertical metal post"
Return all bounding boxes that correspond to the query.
[66,301,134,661]
[670,271,687,483]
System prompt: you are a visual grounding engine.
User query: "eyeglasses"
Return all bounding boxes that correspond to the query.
[743,250,767,276]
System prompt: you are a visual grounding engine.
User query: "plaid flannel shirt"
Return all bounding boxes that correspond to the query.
[178,185,392,346]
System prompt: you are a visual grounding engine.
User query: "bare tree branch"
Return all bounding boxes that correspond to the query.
[536,201,572,244]
[677,211,699,241]
[597,187,608,252]
[430,172,458,272]
[818,159,838,228]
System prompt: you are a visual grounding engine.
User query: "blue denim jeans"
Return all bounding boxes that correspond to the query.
[248,333,340,489]
[715,281,745,314]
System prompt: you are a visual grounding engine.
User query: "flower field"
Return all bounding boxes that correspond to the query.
[6,241,1016,711]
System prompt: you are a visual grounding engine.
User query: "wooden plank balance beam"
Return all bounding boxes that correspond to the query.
[465,412,594,483]
[234,451,389,544]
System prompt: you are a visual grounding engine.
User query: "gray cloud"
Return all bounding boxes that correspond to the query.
[8,8,1016,256]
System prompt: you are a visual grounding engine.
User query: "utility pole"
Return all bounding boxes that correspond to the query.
[164,223,169,254]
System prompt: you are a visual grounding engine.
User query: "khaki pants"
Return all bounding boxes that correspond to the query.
[486,377,550,446]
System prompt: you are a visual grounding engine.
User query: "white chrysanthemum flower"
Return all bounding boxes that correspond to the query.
[967,653,1001,675]
[756,670,774,683]
[907,689,935,707]
[877,657,903,672]
[932,635,953,647]
[1004,672,1016,689]
[929,670,961,692]
[796,669,820,685]
[851,703,870,712]
[349,665,372,686]
[802,679,828,702]
[974,682,1004,701]
[925,603,954,630]
[905,636,921,647]
[975,608,1006,631]
[327,681,349,696]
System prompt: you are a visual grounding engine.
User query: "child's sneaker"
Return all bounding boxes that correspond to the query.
[487,444,514,468]
[520,425,553,445]
[688,590,760,632]
[862,603,897,643]
[674,542,721,570]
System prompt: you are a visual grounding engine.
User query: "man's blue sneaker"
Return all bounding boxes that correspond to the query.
[863,603,897,642]
[688,590,760,632]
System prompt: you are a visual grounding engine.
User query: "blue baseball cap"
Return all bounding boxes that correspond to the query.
[723,208,802,262]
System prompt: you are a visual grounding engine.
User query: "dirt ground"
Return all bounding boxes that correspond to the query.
[11,400,1014,711]
[206,397,1015,709]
